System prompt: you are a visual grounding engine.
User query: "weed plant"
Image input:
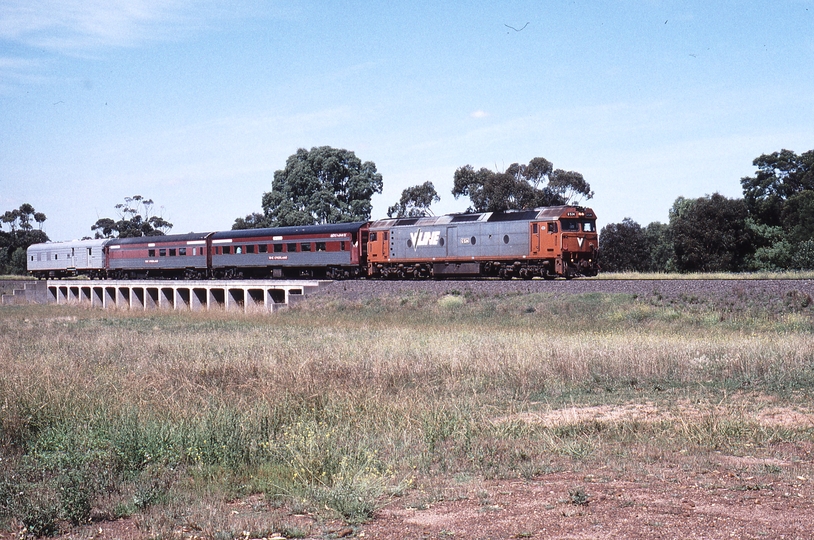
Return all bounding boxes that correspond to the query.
[1,290,813,536]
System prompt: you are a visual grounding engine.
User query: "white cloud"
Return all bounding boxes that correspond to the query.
[0,0,190,52]
[0,0,255,53]
[469,109,489,118]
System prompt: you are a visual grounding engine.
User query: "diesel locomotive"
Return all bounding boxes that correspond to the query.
[27,205,599,280]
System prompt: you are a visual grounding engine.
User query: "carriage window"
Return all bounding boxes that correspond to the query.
[470,236,477,245]
[259,244,267,253]
[503,235,509,244]
[54,254,58,260]
[582,221,595,232]
[316,242,326,252]
[88,248,92,256]
[246,245,255,254]
[148,249,156,257]
[274,244,284,253]
[179,247,187,256]
[548,223,558,233]
[159,248,167,256]
[169,248,176,256]
[340,241,346,251]
[192,248,196,256]
[235,246,242,254]
[287,243,297,252]
[560,219,579,231]
[223,246,232,255]
[301,242,312,252]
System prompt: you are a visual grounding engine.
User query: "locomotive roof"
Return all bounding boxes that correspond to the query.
[211,221,368,239]
[369,206,595,228]
[105,232,213,246]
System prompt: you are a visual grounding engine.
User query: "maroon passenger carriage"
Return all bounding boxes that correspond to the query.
[104,232,212,279]
[208,222,369,279]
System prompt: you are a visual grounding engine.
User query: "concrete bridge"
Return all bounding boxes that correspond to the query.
[1,279,327,313]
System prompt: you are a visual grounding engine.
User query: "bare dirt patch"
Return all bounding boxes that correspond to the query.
[362,461,814,540]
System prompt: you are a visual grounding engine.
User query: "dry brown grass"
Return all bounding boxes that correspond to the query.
[1,290,813,537]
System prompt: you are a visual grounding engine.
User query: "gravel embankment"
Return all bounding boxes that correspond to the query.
[309,278,814,306]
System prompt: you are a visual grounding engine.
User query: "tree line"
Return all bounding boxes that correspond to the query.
[232,146,593,228]
[0,204,48,275]
[9,144,810,276]
[599,149,814,272]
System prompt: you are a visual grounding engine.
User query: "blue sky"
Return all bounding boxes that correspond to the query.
[1,0,812,241]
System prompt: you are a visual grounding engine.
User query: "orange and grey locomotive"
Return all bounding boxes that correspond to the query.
[367,206,598,279]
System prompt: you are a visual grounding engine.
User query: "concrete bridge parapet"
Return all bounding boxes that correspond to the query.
[34,279,329,313]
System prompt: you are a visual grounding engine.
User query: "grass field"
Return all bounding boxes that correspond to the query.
[1,288,813,538]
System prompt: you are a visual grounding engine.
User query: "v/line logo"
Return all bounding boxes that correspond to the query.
[410,230,441,249]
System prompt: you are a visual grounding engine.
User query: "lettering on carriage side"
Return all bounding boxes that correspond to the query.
[270,255,288,260]
[409,229,441,250]
[145,259,159,264]
[330,233,349,238]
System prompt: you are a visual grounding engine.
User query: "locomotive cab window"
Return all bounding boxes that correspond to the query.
[548,223,558,233]
[370,232,377,241]
[560,219,579,231]
[582,221,596,232]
